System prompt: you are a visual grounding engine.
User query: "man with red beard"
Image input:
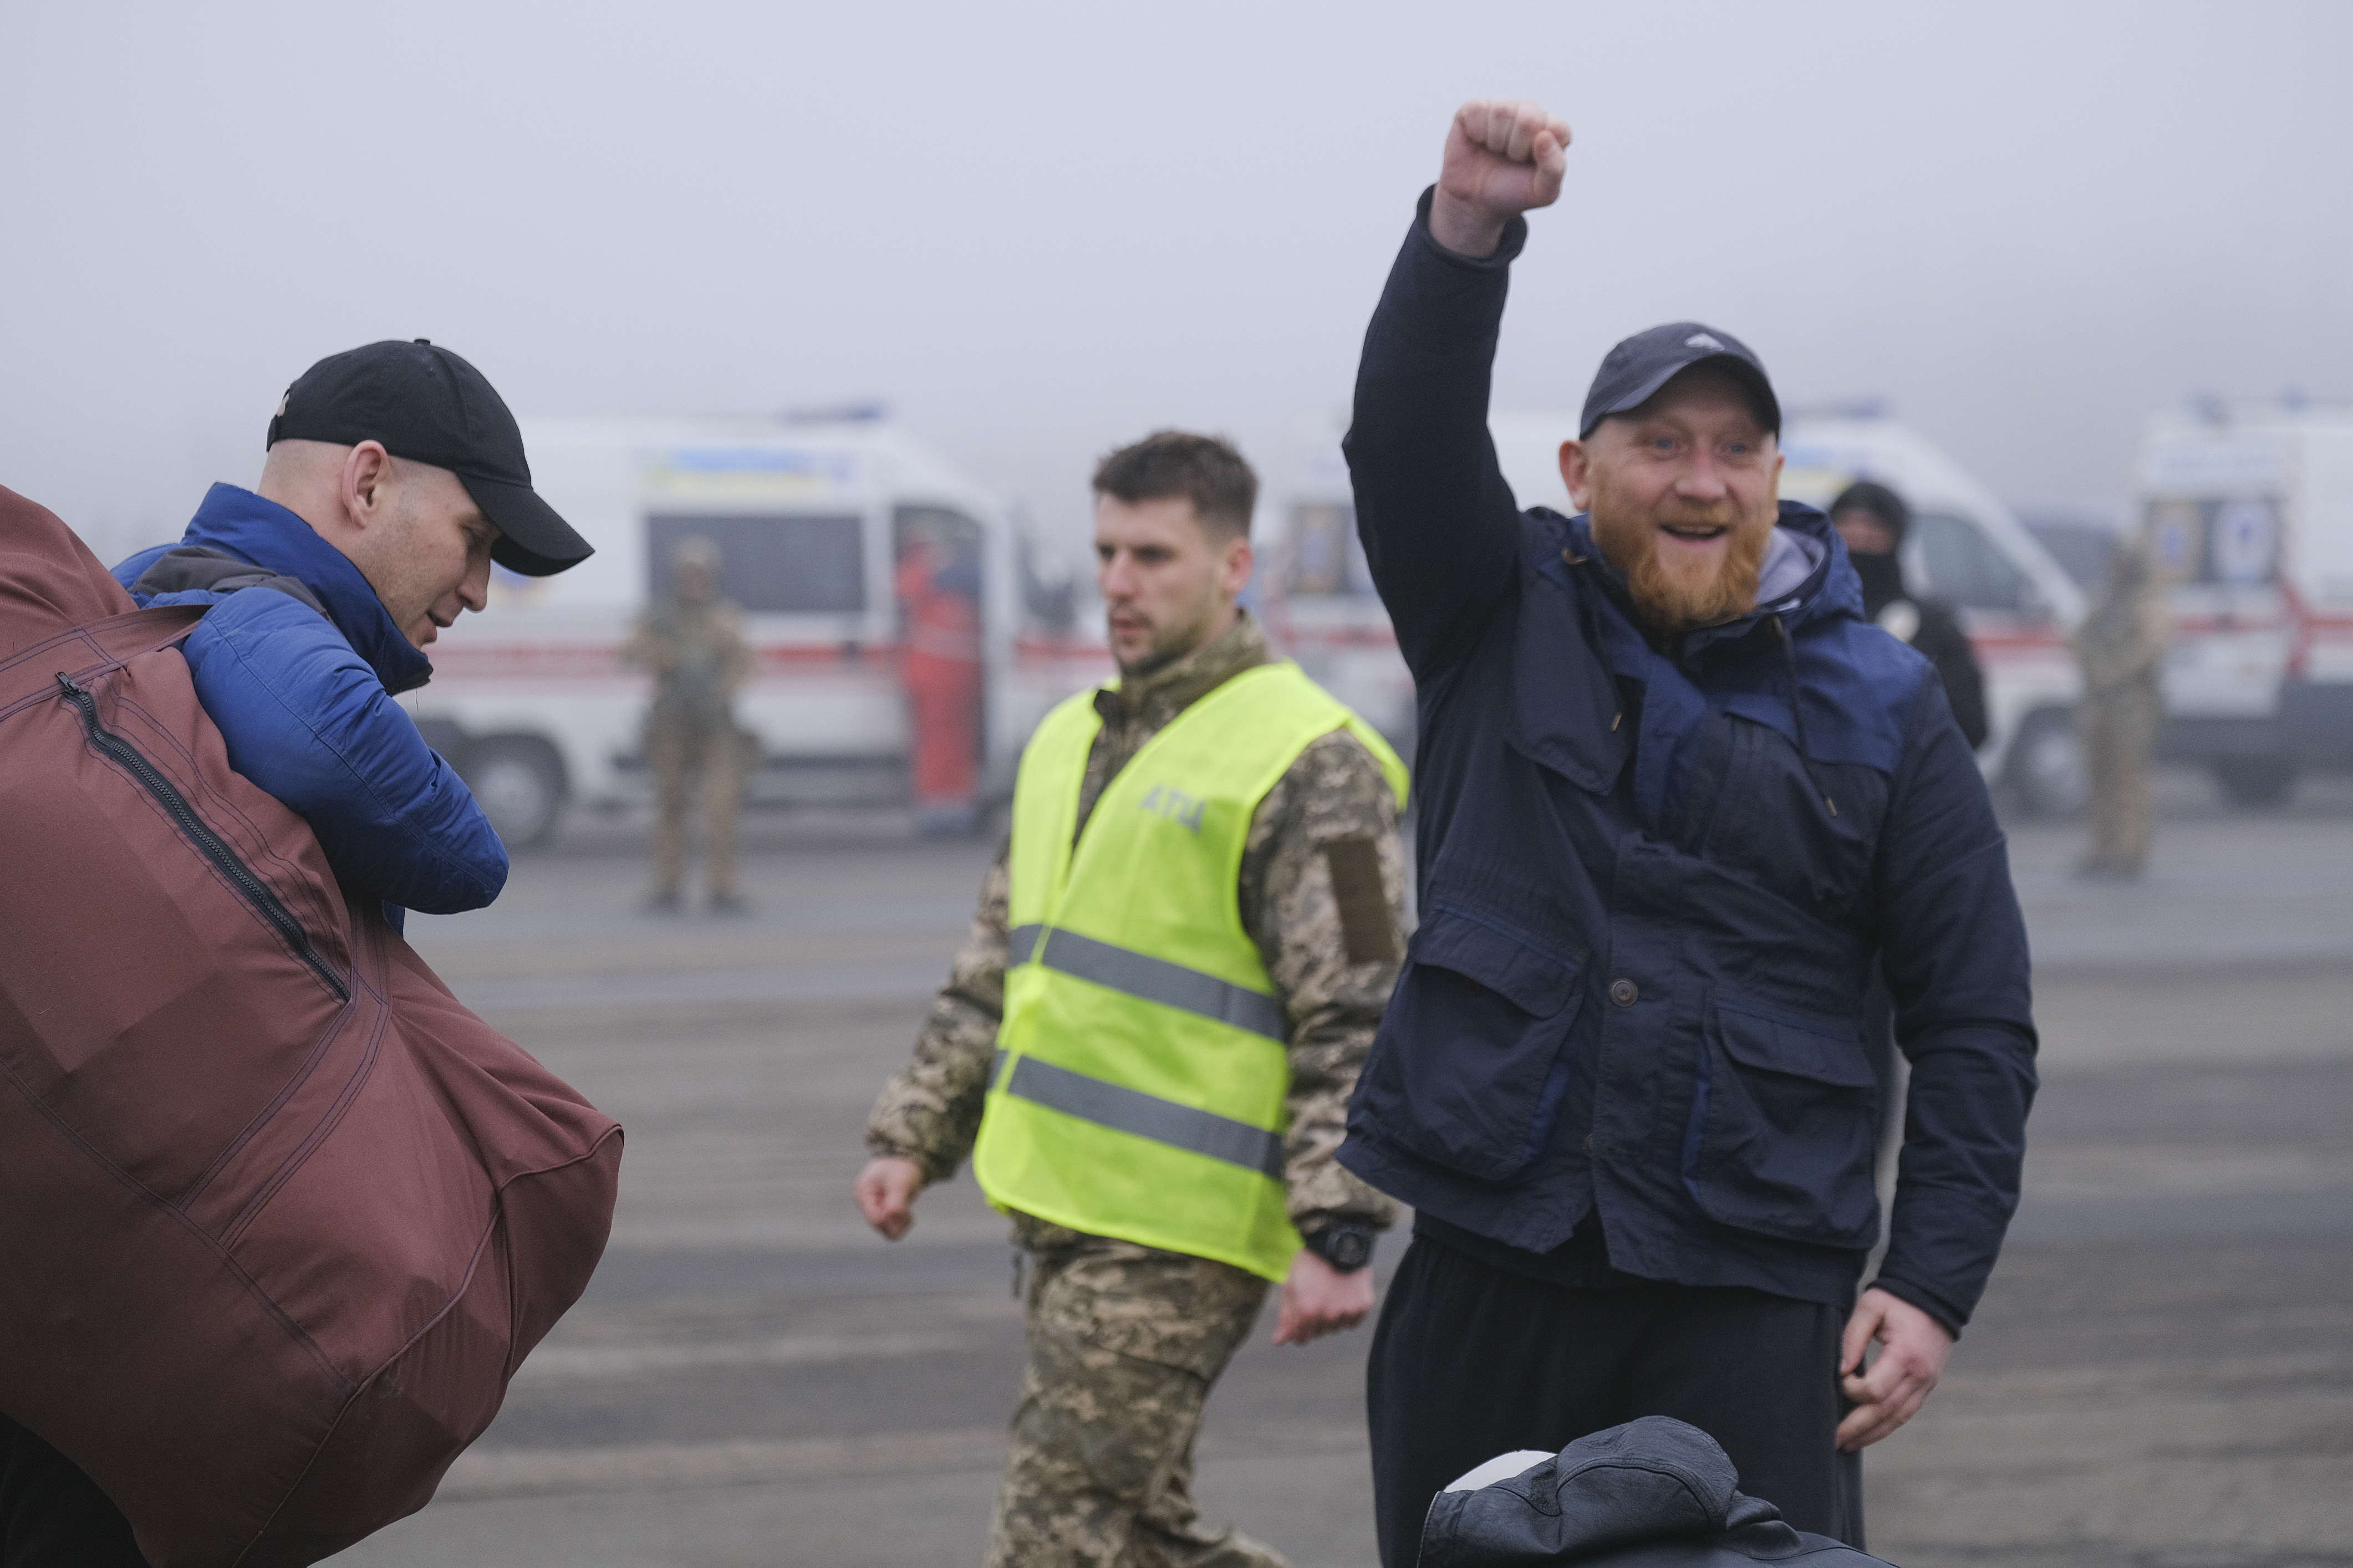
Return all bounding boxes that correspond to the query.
[1336,101,2037,1564]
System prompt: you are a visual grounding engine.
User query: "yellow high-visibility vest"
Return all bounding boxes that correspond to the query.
[972,661,1407,1281]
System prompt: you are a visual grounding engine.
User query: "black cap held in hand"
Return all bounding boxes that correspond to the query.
[1580,322,1781,441]
[267,339,593,576]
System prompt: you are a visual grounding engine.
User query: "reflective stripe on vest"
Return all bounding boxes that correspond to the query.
[1006,924,1287,1041]
[972,660,1407,1281]
[991,1050,1286,1180]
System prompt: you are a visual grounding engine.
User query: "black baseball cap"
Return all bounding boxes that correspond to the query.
[1579,322,1781,440]
[266,339,593,576]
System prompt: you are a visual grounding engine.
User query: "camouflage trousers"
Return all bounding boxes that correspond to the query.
[648,720,746,900]
[986,1230,1290,1568]
[2080,682,2161,875]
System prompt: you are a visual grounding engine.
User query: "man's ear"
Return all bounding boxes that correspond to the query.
[1560,438,1595,511]
[1221,533,1255,600]
[342,441,396,530]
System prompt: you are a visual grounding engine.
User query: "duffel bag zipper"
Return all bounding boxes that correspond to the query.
[56,672,350,1004]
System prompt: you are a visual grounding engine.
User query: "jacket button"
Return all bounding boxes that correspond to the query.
[1609,978,1638,1007]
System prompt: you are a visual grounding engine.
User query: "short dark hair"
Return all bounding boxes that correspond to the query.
[1829,479,1910,546]
[1092,431,1257,540]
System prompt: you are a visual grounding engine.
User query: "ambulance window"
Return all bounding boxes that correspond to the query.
[2145,499,2203,580]
[2139,497,2279,585]
[646,513,867,614]
[1286,503,1373,597]
[2207,498,2278,585]
[1912,513,2028,613]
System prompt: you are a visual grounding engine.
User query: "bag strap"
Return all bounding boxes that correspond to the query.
[0,604,208,715]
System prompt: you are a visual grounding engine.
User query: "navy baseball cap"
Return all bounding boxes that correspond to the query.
[1578,322,1781,440]
[266,339,593,576]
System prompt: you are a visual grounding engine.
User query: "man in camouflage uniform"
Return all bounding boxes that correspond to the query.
[856,432,1406,1568]
[2073,533,2170,877]
[624,535,754,912]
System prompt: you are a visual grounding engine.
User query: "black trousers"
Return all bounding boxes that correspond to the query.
[1367,1236,1862,1567]
[0,1414,146,1568]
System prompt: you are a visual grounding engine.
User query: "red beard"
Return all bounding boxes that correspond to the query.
[1591,505,1772,634]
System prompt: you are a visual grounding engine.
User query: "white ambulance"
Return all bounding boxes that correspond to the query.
[410,415,1107,845]
[1260,410,2091,813]
[2135,402,2353,804]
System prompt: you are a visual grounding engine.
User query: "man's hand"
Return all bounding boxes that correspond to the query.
[1430,99,1572,259]
[1271,1249,1376,1347]
[854,1156,925,1241]
[1836,1286,1955,1449]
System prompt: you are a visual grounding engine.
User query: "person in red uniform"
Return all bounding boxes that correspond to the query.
[897,535,985,834]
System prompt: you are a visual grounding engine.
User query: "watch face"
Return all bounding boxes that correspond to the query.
[1327,1229,1372,1269]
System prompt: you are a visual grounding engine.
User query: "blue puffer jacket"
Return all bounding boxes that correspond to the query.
[1336,195,2037,1332]
[113,484,508,917]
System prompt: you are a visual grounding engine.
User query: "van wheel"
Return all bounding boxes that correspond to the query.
[468,738,568,849]
[2006,710,2089,818]
[2211,758,2297,808]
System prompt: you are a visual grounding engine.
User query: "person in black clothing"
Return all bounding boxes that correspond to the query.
[1827,481,1988,752]
[1336,99,2036,1564]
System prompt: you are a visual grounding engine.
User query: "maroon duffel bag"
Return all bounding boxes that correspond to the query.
[0,486,624,1567]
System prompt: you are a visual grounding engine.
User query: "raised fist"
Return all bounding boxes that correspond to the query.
[1432,99,1571,258]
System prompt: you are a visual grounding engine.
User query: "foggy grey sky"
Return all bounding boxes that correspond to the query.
[4,1,2348,563]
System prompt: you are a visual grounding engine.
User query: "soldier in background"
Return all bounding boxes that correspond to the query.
[855,432,1406,1568]
[624,535,753,913]
[2073,535,2169,878]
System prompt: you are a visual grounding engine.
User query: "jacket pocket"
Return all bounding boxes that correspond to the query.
[1361,905,1583,1183]
[1684,1001,1880,1248]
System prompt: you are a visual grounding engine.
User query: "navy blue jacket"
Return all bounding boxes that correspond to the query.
[114,484,508,917]
[1335,197,2036,1331]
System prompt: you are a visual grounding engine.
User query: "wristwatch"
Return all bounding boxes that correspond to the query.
[1303,1223,1377,1273]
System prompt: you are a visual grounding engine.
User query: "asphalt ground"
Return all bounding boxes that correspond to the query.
[331,769,2353,1568]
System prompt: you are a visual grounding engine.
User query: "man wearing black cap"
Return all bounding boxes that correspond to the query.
[0,342,594,1567]
[112,339,593,920]
[1336,102,2037,1562]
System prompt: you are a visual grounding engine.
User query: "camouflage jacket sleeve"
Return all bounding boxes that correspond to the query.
[618,612,660,673]
[2074,580,2171,691]
[864,842,1010,1184]
[717,605,755,694]
[1239,729,1407,1233]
